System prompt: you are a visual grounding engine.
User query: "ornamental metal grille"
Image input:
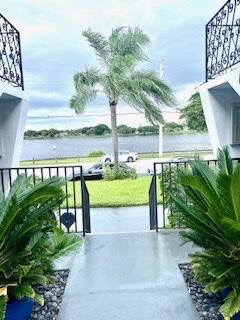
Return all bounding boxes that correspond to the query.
[0,14,24,89]
[206,0,240,81]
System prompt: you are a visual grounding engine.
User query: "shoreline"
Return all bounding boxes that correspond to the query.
[24,130,208,140]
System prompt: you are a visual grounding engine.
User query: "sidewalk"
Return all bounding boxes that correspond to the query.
[58,231,200,320]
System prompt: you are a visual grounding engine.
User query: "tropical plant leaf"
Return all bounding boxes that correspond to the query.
[34,293,44,306]
[0,296,6,320]
[11,284,35,299]
[218,147,233,175]
[230,166,240,223]
[0,176,82,310]
[48,228,82,260]
[222,217,240,231]
[220,290,240,318]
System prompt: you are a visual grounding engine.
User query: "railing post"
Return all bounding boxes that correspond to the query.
[153,163,158,232]
[161,162,166,228]
[80,166,91,236]
[205,24,208,82]
[80,166,86,236]
[149,163,158,232]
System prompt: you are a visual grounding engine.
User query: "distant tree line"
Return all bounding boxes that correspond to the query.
[24,122,184,139]
[25,93,207,139]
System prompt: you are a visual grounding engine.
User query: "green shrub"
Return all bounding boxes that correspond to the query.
[0,176,82,319]
[172,147,240,319]
[160,164,186,227]
[88,150,105,157]
[103,165,137,181]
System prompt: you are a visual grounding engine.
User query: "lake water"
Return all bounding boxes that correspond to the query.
[21,133,212,160]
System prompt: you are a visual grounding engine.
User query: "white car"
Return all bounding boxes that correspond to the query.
[101,150,139,163]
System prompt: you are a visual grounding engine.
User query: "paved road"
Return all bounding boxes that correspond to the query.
[73,152,214,175]
[58,231,200,320]
[80,158,160,175]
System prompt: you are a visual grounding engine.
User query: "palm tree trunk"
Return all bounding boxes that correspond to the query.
[110,103,119,164]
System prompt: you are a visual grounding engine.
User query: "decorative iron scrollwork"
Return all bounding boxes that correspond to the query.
[206,0,240,81]
[0,14,24,89]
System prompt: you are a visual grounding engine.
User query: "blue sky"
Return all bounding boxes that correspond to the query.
[4,0,224,129]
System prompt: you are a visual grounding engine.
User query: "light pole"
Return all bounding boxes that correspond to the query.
[53,145,57,163]
[159,124,163,157]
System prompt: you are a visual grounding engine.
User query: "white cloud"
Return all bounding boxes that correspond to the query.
[5,0,226,131]
[175,82,199,107]
[29,91,69,101]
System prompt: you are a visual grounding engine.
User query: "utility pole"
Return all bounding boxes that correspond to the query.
[159,58,166,157]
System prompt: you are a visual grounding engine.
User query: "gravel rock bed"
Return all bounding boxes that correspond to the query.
[31,269,69,320]
[179,263,223,320]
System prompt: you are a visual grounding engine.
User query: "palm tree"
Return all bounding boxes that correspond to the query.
[70,27,174,163]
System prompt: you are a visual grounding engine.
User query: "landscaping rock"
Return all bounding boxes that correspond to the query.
[179,263,223,320]
[31,269,69,320]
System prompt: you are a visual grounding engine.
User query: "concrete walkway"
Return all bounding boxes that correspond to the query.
[58,231,200,320]
[61,205,165,233]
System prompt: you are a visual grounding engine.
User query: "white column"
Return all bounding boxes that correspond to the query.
[159,124,163,157]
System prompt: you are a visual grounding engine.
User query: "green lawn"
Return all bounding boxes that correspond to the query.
[20,156,101,167]
[63,176,162,208]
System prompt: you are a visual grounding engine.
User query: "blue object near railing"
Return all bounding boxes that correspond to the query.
[6,298,34,320]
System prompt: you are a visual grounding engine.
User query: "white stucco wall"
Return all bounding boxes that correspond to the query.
[0,88,29,168]
[199,68,240,158]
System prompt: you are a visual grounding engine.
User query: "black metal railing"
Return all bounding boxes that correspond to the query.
[149,158,240,230]
[81,170,91,236]
[149,171,158,231]
[206,0,240,81]
[0,14,24,89]
[0,165,91,235]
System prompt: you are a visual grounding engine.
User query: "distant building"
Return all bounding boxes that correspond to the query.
[199,1,240,157]
[0,14,29,168]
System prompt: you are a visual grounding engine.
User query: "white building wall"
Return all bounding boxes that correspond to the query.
[199,68,240,158]
[0,87,29,168]
[0,96,28,168]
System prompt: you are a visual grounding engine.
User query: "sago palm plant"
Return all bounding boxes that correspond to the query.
[70,27,174,163]
[173,147,240,319]
[0,176,82,320]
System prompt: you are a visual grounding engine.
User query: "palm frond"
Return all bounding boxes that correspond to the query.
[230,166,240,223]
[130,71,174,105]
[48,228,82,260]
[109,26,150,62]
[70,67,101,114]
[218,146,233,175]
[220,290,240,318]
[83,28,109,63]
[120,70,174,124]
